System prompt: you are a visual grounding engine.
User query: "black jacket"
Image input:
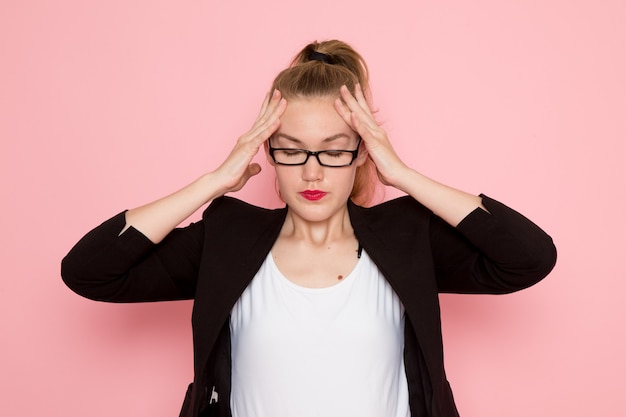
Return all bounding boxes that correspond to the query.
[61,194,556,417]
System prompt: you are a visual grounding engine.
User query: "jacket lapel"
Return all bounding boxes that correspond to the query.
[348,199,445,375]
[192,199,287,392]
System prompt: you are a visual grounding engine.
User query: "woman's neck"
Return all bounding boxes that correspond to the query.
[281,205,354,246]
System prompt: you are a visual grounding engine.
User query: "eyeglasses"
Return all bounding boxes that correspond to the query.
[268,138,361,167]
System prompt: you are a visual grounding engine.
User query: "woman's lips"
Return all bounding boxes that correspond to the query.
[300,190,327,201]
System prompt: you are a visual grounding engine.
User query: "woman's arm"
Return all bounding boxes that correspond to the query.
[335,84,484,226]
[384,168,485,227]
[123,90,286,243]
[61,211,204,302]
[336,85,555,292]
[62,91,287,301]
[429,194,557,293]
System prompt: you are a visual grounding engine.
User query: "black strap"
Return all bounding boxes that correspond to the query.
[309,50,333,64]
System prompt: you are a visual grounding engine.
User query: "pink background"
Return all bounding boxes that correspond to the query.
[1,0,625,416]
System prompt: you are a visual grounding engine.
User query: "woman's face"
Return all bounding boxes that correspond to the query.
[267,96,367,223]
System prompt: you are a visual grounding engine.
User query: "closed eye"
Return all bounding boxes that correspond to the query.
[278,149,306,157]
[323,151,346,158]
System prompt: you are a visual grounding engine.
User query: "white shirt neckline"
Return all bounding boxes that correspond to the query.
[267,250,364,293]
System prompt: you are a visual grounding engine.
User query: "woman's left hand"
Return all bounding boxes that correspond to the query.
[336,85,485,226]
[334,84,409,189]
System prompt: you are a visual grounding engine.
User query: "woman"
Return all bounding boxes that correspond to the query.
[62,40,557,417]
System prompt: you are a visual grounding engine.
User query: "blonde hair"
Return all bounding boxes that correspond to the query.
[270,40,380,206]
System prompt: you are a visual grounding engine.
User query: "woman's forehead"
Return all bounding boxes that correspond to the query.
[273,132,353,145]
[277,97,357,144]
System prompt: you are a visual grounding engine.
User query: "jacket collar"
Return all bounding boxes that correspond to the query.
[348,199,444,355]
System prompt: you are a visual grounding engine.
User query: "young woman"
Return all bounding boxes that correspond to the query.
[62,40,557,417]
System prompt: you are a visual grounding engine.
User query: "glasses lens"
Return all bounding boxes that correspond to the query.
[318,151,354,167]
[273,149,308,165]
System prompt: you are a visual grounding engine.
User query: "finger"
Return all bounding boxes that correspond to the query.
[253,90,282,130]
[264,89,283,116]
[353,84,375,114]
[334,97,353,127]
[247,162,262,177]
[248,93,285,135]
[230,163,263,192]
[339,84,370,116]
[335,96,378,144]
[334,95,379,142]
[361,86,379,115]
[257,92,271,118]
[258,89,281,116]
[245,97,287,145]
[340,85,378,128]
[258,96,286,138]
[337,87,361,122]
[339,85,378,131]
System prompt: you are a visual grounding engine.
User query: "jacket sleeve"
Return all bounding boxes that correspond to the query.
[430,194,557,294]
[61,211,204,302]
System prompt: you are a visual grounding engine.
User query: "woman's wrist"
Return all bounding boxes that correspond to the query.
[394,168,484,227]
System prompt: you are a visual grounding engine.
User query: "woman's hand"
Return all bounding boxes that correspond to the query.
[122,91,286,243]
[335,84,484,226]
[212,90,287,195]
[334,84,410,190]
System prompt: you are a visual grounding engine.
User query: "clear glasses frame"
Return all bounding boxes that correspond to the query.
[268,137,362,167]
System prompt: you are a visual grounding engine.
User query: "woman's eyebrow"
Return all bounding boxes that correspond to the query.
[273,133,351,144]
[273,133,303,144]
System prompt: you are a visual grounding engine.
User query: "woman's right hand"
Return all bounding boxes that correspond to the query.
[122,91,286,243]
[212,90,287,195]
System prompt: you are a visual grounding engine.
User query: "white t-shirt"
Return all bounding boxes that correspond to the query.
[230,250,410,417]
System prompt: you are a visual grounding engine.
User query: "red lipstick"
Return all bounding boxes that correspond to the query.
[300,190,327,201]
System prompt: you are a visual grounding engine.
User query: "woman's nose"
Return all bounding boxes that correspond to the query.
[301,155,323,181]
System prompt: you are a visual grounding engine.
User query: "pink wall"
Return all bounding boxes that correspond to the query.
[2,0,624,416]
